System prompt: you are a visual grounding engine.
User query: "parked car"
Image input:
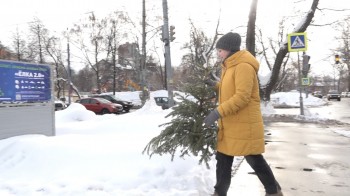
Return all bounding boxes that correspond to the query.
[312,91,323,98]
[54,99,66,111]
[76,97,123,114]
[154,97,177,110]
[327,90,341,101]
[341,92,347,98]
[91,94,134,112]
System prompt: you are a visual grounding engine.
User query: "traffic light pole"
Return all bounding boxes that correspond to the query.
[141,0,147,105]
[302,53,311,98]
[162,0,174,107]
[67,36,72,105]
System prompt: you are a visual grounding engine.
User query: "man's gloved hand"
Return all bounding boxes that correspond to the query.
[203,109,220,126]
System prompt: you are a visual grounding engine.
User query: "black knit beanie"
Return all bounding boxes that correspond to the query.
[215,32,241,52]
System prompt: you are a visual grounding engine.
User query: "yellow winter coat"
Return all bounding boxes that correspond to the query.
[216,50,265,156]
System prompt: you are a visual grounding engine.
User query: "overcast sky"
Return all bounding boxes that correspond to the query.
[1,0,350,76]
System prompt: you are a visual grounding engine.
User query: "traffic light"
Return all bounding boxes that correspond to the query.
[302,54,311,76]
[169,25,175,42]
[335,54,340,64]
[159,25,165,42]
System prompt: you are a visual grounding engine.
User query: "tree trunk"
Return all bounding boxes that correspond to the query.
[262,0,319,101]
[246,0,258,56]
[348,69,350,91]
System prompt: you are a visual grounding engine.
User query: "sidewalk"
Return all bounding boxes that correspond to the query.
[227,158,265,195]
[226,121,350,196]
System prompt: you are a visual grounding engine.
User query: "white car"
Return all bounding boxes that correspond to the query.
[54,99,67,111]
[341,92,347,98]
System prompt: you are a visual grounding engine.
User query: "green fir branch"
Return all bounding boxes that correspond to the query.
[143,64,218,168]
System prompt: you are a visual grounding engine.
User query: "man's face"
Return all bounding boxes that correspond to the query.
[217,49,230,61]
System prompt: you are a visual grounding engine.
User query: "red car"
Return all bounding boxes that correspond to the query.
[76,97,123,114]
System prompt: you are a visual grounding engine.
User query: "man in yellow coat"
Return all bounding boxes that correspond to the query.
[203,32,283,196]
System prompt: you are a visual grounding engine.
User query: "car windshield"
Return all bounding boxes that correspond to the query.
[95,98,112,103]
[329,90,339,93]
[109,95,123,101]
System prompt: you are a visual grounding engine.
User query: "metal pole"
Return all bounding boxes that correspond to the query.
[141,0,147,104]
[298,52,304,115]
[162,0,174,107]
[67,36,72,105]
[112,21,116,95]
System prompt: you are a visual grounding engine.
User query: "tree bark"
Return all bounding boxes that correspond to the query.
[246,0,258,56]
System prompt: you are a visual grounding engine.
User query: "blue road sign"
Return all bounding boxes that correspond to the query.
[288,32,307,52]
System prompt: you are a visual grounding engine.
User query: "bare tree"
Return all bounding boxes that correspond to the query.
[70,12,109,93]
[180,19,220,77]
[27,17,49,64]
[43,35,65,98]
[256,20,291,93]
[43,35,81,99]
[11,27,27,61]
[105,11,132,93]
[148,43,166,89]
[336,17,350,91]
[70,11,133,94]
[75,65,95,92]
[260,0,320,101]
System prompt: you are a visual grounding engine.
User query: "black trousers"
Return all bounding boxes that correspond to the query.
[214,151,280,196]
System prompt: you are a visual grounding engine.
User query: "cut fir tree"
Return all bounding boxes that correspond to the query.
[143,64,219,168]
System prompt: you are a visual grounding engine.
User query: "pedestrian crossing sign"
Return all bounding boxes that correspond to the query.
[288,32,307,52]
[302,77,310,86]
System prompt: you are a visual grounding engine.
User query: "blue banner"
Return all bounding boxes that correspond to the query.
[0,60,51,102]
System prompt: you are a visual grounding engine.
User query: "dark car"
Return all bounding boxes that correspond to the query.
[327,90,341,101]
[91,94,134,112]
[76,97,123,114]
[154,97,177,110]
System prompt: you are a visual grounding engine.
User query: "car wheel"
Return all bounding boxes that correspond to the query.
[338,98,341,101]
[101,108,110,114]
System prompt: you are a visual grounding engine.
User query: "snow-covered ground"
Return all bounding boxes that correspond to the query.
[0,90,349,196]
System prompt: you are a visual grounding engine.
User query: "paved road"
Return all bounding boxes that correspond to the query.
[263,122,350,196]
[310,98,350,124]
[274,98,350,124]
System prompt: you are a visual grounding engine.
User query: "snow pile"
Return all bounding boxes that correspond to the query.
[55,102,96,122]
[270,91,327,108]
[0,90,348,196]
